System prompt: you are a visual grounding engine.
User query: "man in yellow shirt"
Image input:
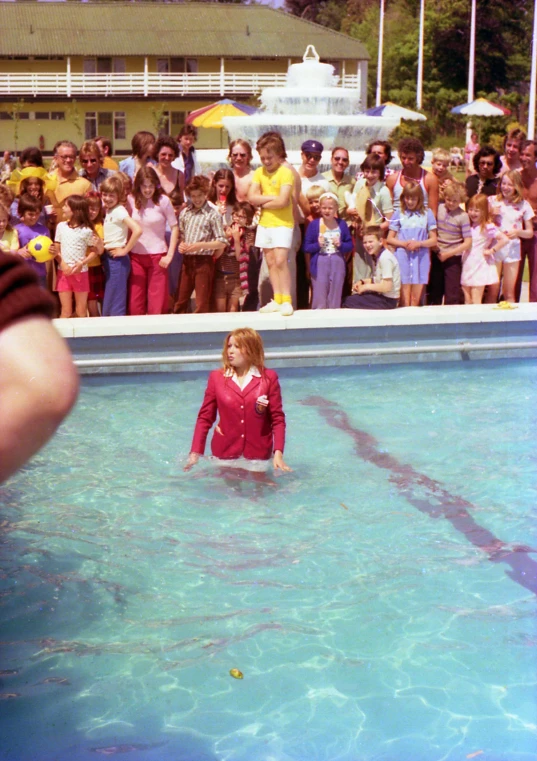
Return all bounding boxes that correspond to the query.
[49,141,91,221]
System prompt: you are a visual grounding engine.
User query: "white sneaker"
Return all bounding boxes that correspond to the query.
[259,300,281,314]
[279,301,294,316]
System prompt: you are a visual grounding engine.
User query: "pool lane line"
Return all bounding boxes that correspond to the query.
[302,396,537,597]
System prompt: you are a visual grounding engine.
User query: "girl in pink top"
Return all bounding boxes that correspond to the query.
[462,194,508,304]
[128,166,178,315]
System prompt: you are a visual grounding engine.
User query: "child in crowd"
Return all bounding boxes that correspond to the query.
[304,185,324,223]
[208,169,237,226]
[10,176,50,227]
[0,186,15,226]
[488,170,534,303]
[349,155,393,287]
[15,194,50,288]
[128,165,178,316]
[350,155,393,234]
[54,195,101,318]
[165,189,184,313]
[248,132,295,316]
[343,226,400,310]
[0,202,19,255]
[100,175,142,316]
[173,175,227,314]
[462,194,508,304]
[303,192,353,309]
[387,182,437,307]
[115,172,133,208]
[224,201,256,306]
[433,182,472,305]
[85,190,105,317]
[430,148,455,203]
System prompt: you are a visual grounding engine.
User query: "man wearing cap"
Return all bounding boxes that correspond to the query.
[294,140,330,308]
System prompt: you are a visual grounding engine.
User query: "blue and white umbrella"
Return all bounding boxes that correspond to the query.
[364,101,427,122]
[451,98,511,117]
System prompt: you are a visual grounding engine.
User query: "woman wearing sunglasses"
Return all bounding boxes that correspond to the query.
[78,140,116,191]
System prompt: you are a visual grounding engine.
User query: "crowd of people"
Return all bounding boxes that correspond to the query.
[1,123,536,318]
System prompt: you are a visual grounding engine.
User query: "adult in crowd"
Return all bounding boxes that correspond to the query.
[172,125,201,185]
[295,139,329,308]
[360,140,394,177]
[119,130,156,179]
[153,135,184,197]
[499,127,526,175]
[228,139,254,201]
[0,253,79,484]
[518,139,537,302]
[95,136,119,171]
[465,146,501,200]
[386,137,439,215]
[464,130,480,176]
[322,146,355,220]
[185,327,290,474]
[0,151,16,182]
[296,139,329,217]
[78,140,116,191]
[49,140,92,221]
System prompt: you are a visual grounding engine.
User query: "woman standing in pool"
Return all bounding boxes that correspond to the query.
[184,328,291,473]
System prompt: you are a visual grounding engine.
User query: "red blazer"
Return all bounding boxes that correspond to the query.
[191,368,286,460]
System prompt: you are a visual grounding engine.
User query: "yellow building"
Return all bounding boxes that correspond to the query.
[0,2,369,155]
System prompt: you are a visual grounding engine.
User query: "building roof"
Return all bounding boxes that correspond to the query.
[1,3,369,60]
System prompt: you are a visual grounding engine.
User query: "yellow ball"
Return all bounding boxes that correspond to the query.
[28,235,54,263]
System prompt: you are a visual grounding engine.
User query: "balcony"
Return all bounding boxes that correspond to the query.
[0,71,360,99]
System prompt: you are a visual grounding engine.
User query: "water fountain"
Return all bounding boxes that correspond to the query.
[222,45,400,152]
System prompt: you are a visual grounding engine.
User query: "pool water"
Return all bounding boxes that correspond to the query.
[1,360,536,761]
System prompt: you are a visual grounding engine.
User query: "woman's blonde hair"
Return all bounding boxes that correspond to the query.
[498,169,524,205]
[221,328,265,374]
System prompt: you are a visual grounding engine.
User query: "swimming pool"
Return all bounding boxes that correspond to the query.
[1,360,536,761]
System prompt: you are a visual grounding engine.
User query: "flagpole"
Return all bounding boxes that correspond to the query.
[528,0,537,139]
[376,0,385,107]
[466,0,476,142]
[416,0,425,110]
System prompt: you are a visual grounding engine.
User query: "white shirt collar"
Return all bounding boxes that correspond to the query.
[224,366,261,389]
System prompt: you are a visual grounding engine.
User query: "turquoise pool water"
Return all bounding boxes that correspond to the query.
[1,360,536,761]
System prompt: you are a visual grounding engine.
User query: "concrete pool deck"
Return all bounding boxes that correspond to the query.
[54,303,537,374]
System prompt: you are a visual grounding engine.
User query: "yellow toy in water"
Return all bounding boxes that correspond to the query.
[28,236,54,263]
[229,668,243,679]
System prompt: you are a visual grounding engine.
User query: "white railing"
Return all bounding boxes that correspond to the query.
[0,71,360,98]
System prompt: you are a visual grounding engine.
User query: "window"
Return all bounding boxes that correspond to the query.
[98,112,112,127]
[157,58,197,74]
[85,111,97,140]
[84,58,126,74]
[171,111,187,131]
[114,112,126,141]
[35,111,65,121]
[0,112,12,121]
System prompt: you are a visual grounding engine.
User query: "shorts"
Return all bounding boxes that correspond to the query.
[255,225,294,250]
[56,269,90,293]
[494,241,521,264]
[213,272,242,301]
[395,249,431,285]
[88,264,105,300]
